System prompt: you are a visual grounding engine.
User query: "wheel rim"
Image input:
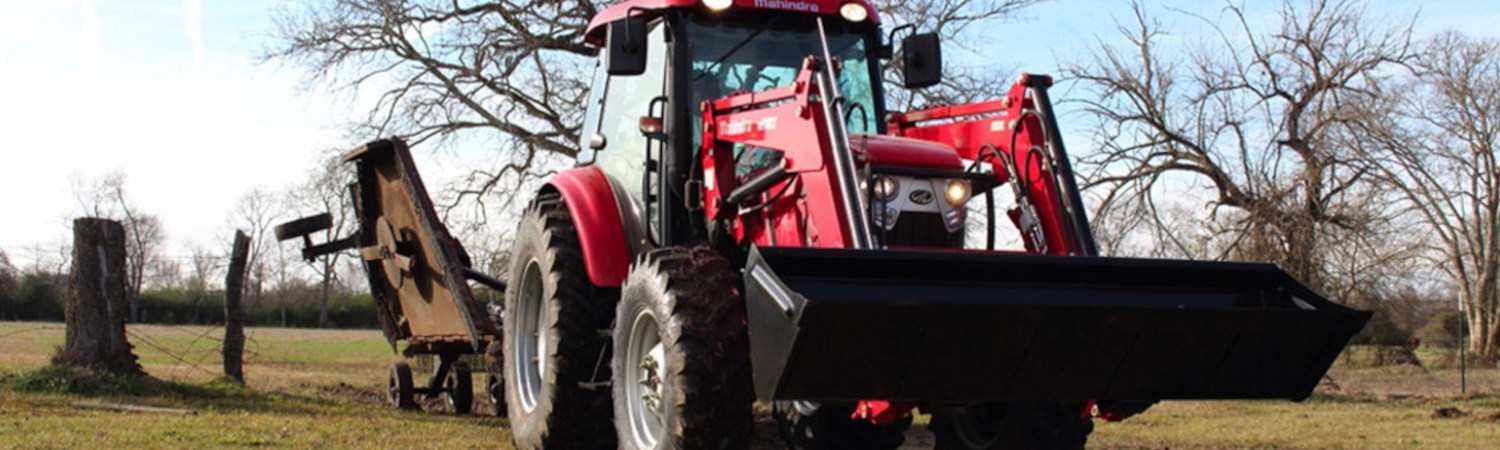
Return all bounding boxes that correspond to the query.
[951,406,1004,448]
[512,260,546,413]
[792,400,820,416]
[624,308,666,448]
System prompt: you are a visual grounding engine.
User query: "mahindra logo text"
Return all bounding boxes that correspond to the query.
[753,0,820,12]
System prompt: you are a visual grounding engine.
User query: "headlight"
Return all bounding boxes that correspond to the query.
[839,2,869,23]
[944,179,971,206]
[703,0,732,11]
[871,175,899,202]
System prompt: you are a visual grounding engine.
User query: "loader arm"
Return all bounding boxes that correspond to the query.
[889,74,1096,256]
[700,55,871,250]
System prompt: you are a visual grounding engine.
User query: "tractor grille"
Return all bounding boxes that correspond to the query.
[879,212,963,248]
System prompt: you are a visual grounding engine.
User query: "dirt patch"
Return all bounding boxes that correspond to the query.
[1430,407,1468,419]
[1323,365,1499,399]
[315,382,385,405]
[1385,364,1430,376]
[1484,411,1500,422]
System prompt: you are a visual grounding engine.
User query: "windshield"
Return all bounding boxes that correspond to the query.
[686,17,879,134]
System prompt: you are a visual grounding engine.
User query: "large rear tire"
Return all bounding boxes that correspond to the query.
[611,247,754,450]
[775,401,910,450]
[930,402,1092,450]
[503,193,618,449]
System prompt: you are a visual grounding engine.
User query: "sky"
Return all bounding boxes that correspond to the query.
[1,0,1498,271]
[0,0,345,268]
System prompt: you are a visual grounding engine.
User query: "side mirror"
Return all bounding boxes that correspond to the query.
[901,33,942,89]
[607,18,649,76]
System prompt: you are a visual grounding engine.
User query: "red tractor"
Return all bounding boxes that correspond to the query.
[282,0,1370,448]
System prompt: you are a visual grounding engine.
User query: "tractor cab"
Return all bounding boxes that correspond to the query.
[578,0,965,251]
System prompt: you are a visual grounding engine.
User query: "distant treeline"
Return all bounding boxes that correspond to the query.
[0,271,380,329]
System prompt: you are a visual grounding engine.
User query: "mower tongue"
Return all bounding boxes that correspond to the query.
[742,246,1370,403]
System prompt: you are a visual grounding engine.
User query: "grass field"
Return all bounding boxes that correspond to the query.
[2,321,1498,448]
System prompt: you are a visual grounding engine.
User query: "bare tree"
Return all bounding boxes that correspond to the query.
[145,256,183,291]
[877,0,1047,110]
[185,243,223,293]
[23,241,73,279]
[1354,32,1500,357]
[287,151,358,327]
[267,0,1049,214]
[0,249,18,308]
[265,0,598,207]
[72,172,167,322]
[228,186,286,310]
[1065,0,1415,294]
[181,242,224,324]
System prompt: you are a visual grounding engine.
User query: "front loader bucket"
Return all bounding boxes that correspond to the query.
[743,246,1370,404]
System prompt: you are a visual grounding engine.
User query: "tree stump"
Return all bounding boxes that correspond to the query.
[223,230,250,384]
[55,218,142,375]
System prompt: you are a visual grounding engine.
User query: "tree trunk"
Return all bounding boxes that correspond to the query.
[318,259,332,328]
[56,218,141,375]
[223,230,250,384]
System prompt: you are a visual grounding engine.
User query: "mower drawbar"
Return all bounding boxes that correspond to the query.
[742,246,1371,404]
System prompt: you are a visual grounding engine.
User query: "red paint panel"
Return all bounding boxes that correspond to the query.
[856,134,962,170]
[547,167,631,287]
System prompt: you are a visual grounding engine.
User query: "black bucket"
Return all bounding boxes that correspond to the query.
[742,246,1370,403]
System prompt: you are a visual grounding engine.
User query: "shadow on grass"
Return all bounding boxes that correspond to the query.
[0,365,337,415]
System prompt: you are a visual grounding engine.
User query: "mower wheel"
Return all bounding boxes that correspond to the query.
[930,402,1092,450]
[611,247,754,450]
[502,192,618,449]
[443,360,473,414]
[387,361,417,410]
[486,372,506,416]
[775,401,910,450]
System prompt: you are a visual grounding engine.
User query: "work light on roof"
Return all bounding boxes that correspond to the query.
[839,2,868,22]
[703,0,732,11]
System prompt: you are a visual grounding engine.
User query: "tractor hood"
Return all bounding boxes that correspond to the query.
[854,134,963,171]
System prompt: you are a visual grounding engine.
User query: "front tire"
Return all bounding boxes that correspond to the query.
[612,247,754,450]
[930,402,1092,450]
[503,193,618,449]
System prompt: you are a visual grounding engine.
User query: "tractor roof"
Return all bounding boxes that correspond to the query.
[584,0,880,45]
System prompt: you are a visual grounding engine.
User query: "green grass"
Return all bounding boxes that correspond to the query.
[1088,397,1500,449]
[0,389,509,448]
[0,322,508,448]
[4,322,1499,448]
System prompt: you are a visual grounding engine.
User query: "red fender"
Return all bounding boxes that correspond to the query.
[545,166,630,287]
